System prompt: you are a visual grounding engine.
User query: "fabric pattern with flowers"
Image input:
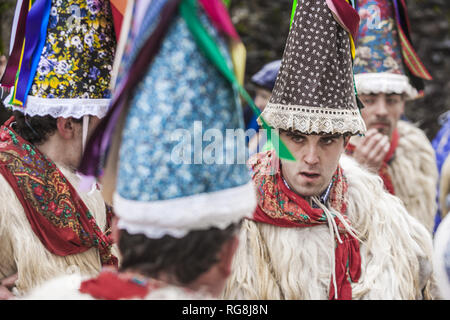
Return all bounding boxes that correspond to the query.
[353,0,405,76]
[30,0,116,100]
[117,12,250,203]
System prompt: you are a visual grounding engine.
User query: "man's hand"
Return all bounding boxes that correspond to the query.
[0,273,18,300]
[352,128,390,172]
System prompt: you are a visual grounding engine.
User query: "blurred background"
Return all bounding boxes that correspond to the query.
[0,0,449,139]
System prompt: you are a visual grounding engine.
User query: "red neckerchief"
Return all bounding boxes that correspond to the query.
[79,270,160,300]
[250,150,361,300]
[0,117,117,267]
[346,129,399,195]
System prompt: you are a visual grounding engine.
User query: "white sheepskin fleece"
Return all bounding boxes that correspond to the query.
[22,273,214,300]
[0,165,119,296]
[388,120,438,233]
[222,155,435,300]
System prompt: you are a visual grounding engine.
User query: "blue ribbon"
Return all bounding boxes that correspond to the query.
[15,0,51,106]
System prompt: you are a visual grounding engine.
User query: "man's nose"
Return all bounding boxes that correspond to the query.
[303,144,320,165]
[373,98,389,117]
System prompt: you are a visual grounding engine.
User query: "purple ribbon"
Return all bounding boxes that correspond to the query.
[0,0,29,88]
[14,0,51,105]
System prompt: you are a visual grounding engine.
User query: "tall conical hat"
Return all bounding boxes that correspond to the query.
[80,0,256,239]
[260,0,366,135]
[1,0,117,119]
[353,0,432,100]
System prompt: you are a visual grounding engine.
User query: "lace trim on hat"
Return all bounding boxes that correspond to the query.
[3,94,111,119]
[114,181,257,239]
[354,73,418,100]
[259,104,367,135]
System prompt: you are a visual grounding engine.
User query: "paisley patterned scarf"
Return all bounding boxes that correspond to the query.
[250,150,361,300]
[0,117,117,267]
[346,129,399,195]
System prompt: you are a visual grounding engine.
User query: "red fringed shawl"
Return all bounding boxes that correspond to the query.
[346,129,399,195]
[0,117,117,267]
[250,151,361,300]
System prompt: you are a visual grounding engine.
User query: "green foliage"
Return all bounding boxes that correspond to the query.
[0,0,15,55]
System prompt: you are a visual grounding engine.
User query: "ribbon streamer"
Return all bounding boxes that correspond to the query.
[11,0,51,107]
[181,0,295,161]
[0,0,29,88]
[393,0,432,80]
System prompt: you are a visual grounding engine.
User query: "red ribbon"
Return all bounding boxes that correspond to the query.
[326,0,360,40]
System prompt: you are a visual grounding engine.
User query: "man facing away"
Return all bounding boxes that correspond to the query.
[222,0,435,300]
[22,0,256,300]
[0,0,119,298]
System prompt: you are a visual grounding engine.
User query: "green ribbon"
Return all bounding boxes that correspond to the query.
[290,0,297,30]
[180,0,295,161]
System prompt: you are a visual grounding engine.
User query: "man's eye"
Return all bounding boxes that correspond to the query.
[386,98,399,105]
[291,136,305,143]
[362,99,375,105]
[321,137,335,145]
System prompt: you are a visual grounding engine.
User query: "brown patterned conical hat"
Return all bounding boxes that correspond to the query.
[260,0,366,135]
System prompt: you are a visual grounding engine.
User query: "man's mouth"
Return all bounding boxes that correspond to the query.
[299,171,320,181]
[371,121,390,129]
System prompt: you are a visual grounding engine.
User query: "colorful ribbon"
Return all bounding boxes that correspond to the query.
[181,0,295,161]
[393,0,432,81]
[11,0,51,107]
[0,0,29,88]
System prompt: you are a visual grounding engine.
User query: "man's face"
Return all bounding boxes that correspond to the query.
[280,131,348,197]
[254,88,272,112]
[359,93,405,139]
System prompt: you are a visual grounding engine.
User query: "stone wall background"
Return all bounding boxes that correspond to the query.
[1,0,449,139]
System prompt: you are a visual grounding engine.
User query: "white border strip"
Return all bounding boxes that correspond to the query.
[4,93,111,119]
[114,181,257,239]
[354,72,418,100]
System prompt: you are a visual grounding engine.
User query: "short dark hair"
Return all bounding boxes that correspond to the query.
[118,222,241,285]
[12,111,82,145]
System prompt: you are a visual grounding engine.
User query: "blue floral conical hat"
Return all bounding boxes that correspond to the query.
[110,1,256,238]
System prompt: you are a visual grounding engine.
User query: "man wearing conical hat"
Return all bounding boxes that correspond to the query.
[0,0,119,298]
[345,0,438,233]
[223,0,434,300]
[22,0,257,300]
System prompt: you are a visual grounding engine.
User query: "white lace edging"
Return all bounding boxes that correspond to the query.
[354,73,418,100]
[114,181,257,239]
[259,104,367,135]
[3,93,111,119]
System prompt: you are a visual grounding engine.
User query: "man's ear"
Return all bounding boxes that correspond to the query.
[343,135,351,148]
[56,117,76,140]
[217,235,240,277]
